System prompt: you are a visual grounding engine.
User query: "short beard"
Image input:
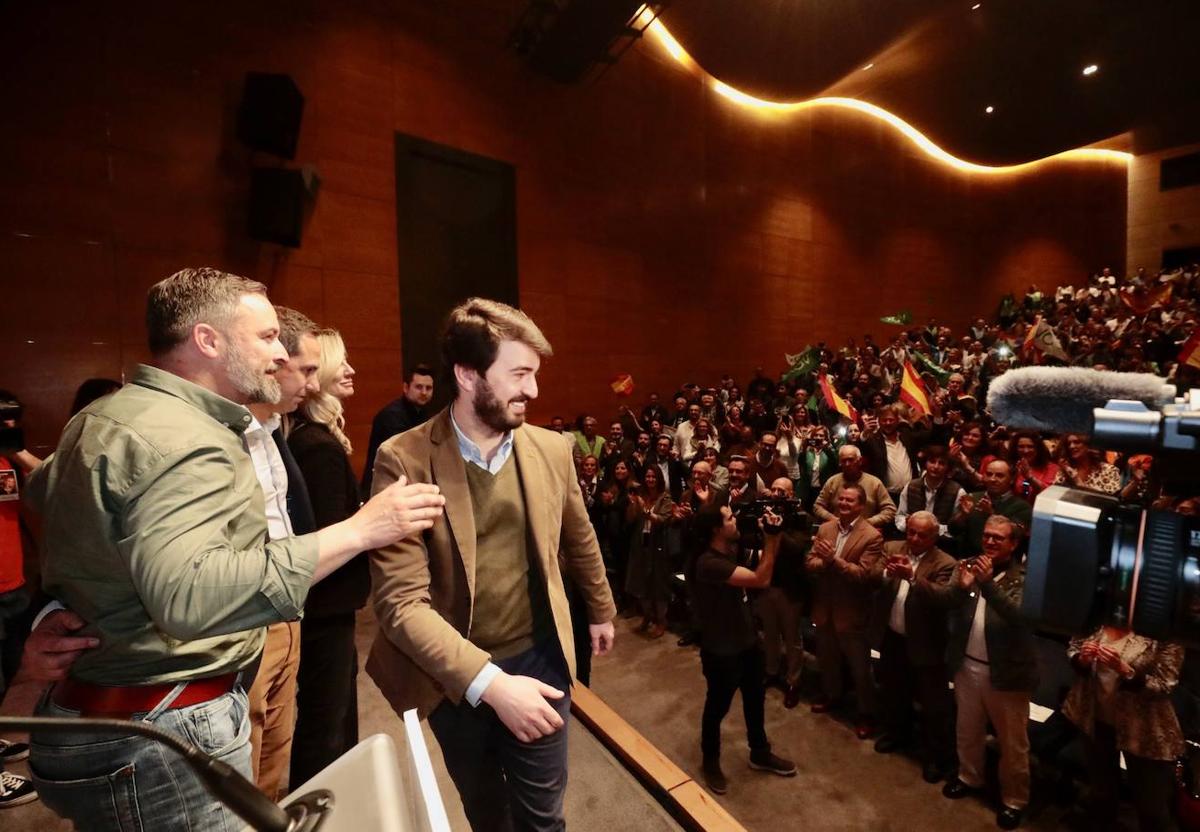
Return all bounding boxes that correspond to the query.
[472,376,526,432]
[224,336,281,405]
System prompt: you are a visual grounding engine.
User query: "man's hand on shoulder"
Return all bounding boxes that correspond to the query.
[480,672,565,743]
[354,475,446,550]
[589,620,615,656]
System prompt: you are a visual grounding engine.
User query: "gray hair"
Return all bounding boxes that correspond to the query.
[146,267,267,355]
[908,511,938,532]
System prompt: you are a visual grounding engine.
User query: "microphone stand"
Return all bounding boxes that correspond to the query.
[0,716,331,832]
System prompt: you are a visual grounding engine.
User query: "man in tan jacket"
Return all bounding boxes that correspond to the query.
[366,298,615,832]
[806,483,883,739]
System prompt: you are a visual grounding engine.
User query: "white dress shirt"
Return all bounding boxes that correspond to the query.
[242,413,293,542]
[964,571,1006,662]
[887,550,922,635]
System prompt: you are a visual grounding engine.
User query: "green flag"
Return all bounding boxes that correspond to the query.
[909,348,950,384]
[880,310,913,326]
[782,346,819,382]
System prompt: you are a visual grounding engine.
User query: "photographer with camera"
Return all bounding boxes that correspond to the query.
[751,479,813,709]
[691,504,796,795]
[942,515,1037,831]
[794,424,838,510]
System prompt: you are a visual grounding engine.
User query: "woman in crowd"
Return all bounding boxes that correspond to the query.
[1007,429,1062,504]
[775,403,810,488]
[701,446,729,492]
[689,417,720,461]
[624,465,675,639]
[949,420,994,490]
[600,459,639,611]
[286,328,369,788]
[719,405,746,450]
[1059,433,1122,495]
[1063,627,1185,831]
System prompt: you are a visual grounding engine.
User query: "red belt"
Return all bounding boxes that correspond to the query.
[53,673,239,718]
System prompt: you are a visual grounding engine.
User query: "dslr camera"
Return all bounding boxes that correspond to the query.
[732,497,811,545]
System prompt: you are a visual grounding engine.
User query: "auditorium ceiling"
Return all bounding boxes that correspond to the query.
[655,0,1200,165]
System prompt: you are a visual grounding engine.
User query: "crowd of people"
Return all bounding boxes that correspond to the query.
[0,263,1197,831]
[549,264,1200,830]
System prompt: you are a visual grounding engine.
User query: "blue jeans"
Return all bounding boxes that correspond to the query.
[30,684,253,832]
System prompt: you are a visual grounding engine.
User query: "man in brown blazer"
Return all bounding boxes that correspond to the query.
[869,511,957,783]
[366,299,616,832]
[806,482,883,738]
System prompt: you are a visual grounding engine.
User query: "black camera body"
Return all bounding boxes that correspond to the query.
[1025,396,1200,646]
[733,497,811,536]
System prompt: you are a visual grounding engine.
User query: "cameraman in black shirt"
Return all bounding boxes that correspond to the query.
[692,505,797,795]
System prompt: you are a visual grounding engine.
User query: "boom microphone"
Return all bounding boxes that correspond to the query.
[986,367,1174,434]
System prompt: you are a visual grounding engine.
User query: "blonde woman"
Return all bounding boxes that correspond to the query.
[285,328,369,789]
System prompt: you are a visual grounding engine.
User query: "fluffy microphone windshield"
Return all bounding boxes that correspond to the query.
[986,367,1172,434]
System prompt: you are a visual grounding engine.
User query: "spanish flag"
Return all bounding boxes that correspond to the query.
[899,360,932,416]
[610,373,635,397]
[1178,330,1200,370]
[818,374,858,423]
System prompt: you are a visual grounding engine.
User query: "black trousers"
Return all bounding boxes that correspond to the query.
[1082,721,1178,832]
[289,612,359,790]
[877,629,954,765]
[429,641,572,832]
[700,646,770,760]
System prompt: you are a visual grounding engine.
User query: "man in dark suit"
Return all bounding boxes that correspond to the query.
[859,404,930,500]
[361,363,434,495]
[942,515,1038,831]
[870,511,957,783]
[367,299,615,832]
[950,459,1032,556]
[806,483,883,738]
[652,434,688,502]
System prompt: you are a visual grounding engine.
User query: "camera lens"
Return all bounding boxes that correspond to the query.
[1026,486,1200,644]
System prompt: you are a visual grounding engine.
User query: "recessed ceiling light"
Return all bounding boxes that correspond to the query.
[862,63,874,71]
[1082,64,1099,76]
[985,105,994,114]
[971,3,981,9]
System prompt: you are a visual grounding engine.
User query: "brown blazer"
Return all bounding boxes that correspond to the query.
[868,541,957,666]
[365,408,616,718]
[805,517,883,633]
[1063,630,1185,761]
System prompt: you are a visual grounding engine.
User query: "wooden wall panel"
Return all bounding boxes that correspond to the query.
[0,0,1126,470]
[1127,142,1200,274]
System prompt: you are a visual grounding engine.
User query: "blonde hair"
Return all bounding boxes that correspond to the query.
[299,328,352,454]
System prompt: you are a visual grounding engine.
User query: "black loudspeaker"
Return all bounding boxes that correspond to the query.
[248,168,305,247]
[237,72,304,160]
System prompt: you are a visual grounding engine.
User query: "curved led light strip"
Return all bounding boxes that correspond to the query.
[640,14,1131,175]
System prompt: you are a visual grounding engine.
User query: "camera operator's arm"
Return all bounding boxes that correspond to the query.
[725,512,783,588]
